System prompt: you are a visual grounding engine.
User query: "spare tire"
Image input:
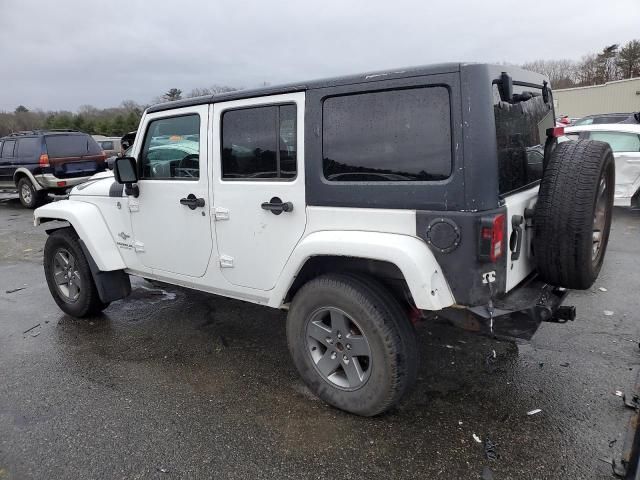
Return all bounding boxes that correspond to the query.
[533,140,615,289]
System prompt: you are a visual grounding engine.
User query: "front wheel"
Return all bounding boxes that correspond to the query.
[44,228,109,317]
[287,274,417,416]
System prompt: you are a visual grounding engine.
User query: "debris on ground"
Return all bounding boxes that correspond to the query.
[481,465,495,480]
[560,362,570,367]
[484,437,499,461]
[6,287,26,294]
[539,362,544,368]
[609,439,617,448]
[473,433,482,443]
[604,310,615,316]
[599,287,608,292]
[615,390,623,397]
[30,332,40,338]
[527,409,542,416]
[157,467,168,473]
[22,323,40,334]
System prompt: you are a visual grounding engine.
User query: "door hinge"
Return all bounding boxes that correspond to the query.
[128,198,140,212]
[219,255,234,268]
[212,207,229,221]
[134,241,145,252]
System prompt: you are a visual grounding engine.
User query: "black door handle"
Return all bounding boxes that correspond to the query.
[261,196,293,215]
[510,215,524,260]
[180,193,205,210]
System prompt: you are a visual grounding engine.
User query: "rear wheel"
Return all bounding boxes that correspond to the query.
[287,273,417,416]
[44,228,109,317]
[17,177,46,209]
[533,140,615,289]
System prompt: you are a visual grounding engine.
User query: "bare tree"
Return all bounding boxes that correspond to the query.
[521,59,577,88]
[575,54,600,86]
[187,85,238,98]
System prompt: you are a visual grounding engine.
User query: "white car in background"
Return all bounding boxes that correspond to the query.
[564,124,640,207]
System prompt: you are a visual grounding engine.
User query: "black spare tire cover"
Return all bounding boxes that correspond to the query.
[533,140,615,289]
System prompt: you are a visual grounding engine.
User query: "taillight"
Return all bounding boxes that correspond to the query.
[479,214,506,262]
[546,126,565,137]
[39,153,49,167]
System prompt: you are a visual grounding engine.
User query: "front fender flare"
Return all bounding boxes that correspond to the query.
[34,200,126,272]
[271,231,455,310]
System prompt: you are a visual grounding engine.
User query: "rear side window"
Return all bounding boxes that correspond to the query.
[16,137,41,157]
[45,135,102,158]
[1,140,15,157]
[99,141,115,150]
[588,131,640,152]
[322,87,452,182]
[493,84,555,194]
[221,104,297,180]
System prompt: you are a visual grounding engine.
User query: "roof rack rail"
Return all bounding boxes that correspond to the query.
[3,128,81,138]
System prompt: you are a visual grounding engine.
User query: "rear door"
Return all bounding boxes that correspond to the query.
[0,139,16,184]
[211,92,306,290]
[493,83,556,291]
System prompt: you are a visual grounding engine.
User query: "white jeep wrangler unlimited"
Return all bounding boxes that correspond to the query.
[34,64,615,416]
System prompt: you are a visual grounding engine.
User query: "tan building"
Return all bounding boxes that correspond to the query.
[554,77,640,117]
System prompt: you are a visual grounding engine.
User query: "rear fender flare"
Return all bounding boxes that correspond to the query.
[13,168,43,190]
[34,200,125,271]
[271,230,455,310]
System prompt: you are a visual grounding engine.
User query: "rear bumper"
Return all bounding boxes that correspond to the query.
[436,276,572,341]
[34,174,93,189]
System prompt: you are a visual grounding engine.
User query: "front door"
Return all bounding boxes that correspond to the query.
[211,92,306,291]
[129,105,213,277]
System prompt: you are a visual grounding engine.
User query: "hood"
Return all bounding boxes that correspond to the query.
[70,173,123,197]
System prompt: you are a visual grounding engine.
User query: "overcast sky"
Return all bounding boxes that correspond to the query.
[1,0,639,112]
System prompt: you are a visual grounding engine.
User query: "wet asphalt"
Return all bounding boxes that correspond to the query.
[1,193,639,480]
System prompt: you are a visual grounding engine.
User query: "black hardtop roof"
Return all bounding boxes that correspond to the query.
[147,62,463,114]
[146,62,549,114]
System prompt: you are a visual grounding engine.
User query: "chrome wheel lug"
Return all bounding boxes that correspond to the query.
[346,344,351,350]
[330,351,337,360]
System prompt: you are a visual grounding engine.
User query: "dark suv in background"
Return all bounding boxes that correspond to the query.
[0,130,106,208]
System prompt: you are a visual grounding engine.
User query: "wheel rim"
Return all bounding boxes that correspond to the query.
[52,248,82,302]
[305,307,372,391]
[592,175,609,262]
[21,184,32,204]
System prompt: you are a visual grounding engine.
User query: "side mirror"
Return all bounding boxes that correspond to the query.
[114,156,139,197]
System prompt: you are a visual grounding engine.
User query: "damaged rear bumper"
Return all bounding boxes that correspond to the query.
[436,276,574,341]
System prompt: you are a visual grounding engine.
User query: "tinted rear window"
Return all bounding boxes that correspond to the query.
[99,141,115,150]
[322,87,452,182]
[493,84,555,194]
[45,135,102,158]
